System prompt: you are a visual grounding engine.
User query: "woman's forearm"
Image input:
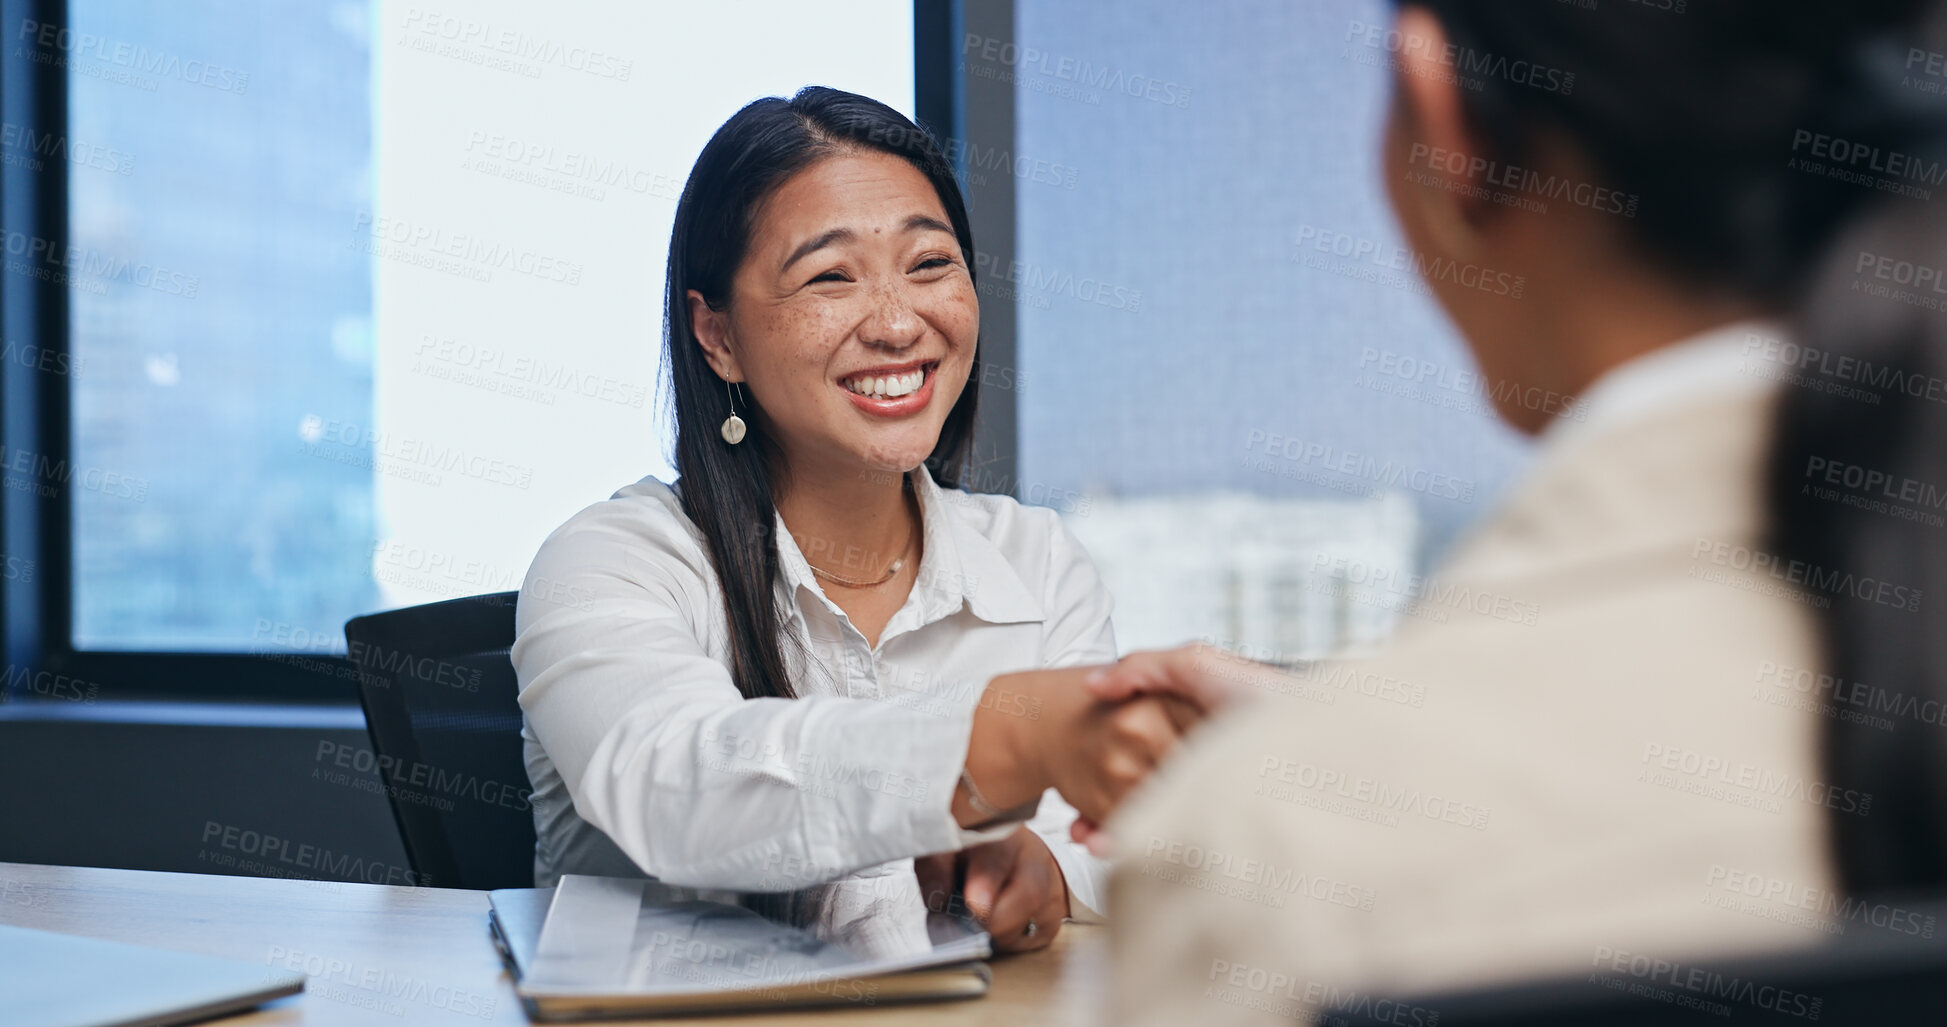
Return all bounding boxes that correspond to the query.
[531,672,1004,889]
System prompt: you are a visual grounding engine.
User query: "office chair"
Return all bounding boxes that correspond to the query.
[1327,899,1947,1025]
[345,591,536,891]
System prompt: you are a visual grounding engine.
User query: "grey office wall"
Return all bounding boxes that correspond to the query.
[1012,0,1533,559]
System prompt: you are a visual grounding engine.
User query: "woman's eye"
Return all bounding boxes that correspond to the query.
[912,257,953,272]
[809,270,850,284]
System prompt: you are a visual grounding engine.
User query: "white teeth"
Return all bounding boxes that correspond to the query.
[845,368,927,399]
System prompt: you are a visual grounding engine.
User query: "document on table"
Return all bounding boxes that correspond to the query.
[489,873,993,1019]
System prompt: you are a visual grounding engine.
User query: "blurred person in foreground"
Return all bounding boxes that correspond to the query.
[1089,0,1947,1021]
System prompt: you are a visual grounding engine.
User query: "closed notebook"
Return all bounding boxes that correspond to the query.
[1,923,305,1027]
[488,874,991,1020]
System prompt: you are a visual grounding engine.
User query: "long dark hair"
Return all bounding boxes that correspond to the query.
[662,87,980,701]
[1401,0,1947,894]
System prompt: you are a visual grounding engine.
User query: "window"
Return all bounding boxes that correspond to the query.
[5,0,928,697]
[66,1,375,651]
[1008,0,1532,658]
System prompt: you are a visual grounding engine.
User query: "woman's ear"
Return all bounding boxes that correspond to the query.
[1386,5,1494,260]
[688,289,744,382]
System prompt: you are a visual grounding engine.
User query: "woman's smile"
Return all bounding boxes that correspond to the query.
[838,358,940,417]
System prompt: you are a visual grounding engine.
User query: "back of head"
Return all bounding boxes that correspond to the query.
[1404,0,1947,894]
[1408,0,1934,303]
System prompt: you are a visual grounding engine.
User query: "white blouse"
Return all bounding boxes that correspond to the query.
[514,468,1115,920]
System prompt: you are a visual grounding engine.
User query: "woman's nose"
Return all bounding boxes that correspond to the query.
[858,281,925,350]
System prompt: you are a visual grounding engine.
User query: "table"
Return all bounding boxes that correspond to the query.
[0,862,1100,1025]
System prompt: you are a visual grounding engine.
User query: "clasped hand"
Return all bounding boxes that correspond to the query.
[957,643,1261,853]
[927,644,1261,947]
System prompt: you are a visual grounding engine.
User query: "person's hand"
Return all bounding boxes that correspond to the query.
[1081,642,1263,713]
[914,828,1069,954]
[1057,690,1201,827]
[1069,813,1111,857]
[1062,645,1268,854]
[956,668,1201,830]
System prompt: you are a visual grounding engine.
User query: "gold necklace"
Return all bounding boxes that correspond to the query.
[808,526,914,589]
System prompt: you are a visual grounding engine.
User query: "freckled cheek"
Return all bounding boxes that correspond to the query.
[924,296,979,401]
[750,308,851,395]
[926,288,982,355]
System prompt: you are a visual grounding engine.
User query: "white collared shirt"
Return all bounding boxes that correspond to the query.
[514,469,1114,920]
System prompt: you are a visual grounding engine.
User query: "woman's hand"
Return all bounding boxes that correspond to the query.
[914,827,1069,953]
[1082,643,1261,713]
[955,668,1201,829]
[1060,645,1264,855]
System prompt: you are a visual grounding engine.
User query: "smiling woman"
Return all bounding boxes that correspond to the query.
[684,145,980,613]
[510,87,1203,954]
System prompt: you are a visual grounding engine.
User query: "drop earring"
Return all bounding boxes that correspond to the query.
[720,379,747,445]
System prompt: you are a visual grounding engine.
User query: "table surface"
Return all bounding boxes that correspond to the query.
[0,861,1100,1026]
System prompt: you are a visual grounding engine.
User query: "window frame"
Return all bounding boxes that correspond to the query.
[0,0,1015,704]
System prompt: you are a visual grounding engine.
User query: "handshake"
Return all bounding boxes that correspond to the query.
[925,643,1286,952]
[954,643,1275,854]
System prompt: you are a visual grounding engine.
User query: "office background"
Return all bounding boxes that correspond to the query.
[0,0,1527,881]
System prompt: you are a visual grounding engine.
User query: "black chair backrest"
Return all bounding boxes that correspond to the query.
[1328,897,1947,1025]
[345,591,535,891]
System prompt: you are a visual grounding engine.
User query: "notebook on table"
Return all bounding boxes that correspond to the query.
[488,874,992,1020]
[1,923,304,1027]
